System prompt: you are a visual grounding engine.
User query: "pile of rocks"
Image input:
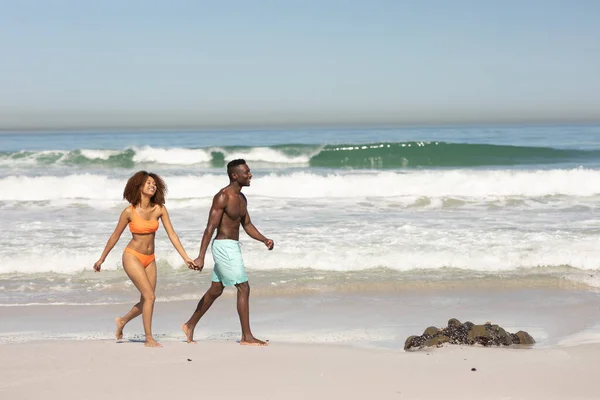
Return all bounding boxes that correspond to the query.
[404,318,535,350]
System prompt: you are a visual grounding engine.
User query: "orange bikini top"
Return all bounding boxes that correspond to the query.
[129,205,159,234]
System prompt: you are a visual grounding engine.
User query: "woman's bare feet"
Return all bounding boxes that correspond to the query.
[240,336,269,346]
[115,317,126,340]
[181,323,196,344]
[144,338,162,348]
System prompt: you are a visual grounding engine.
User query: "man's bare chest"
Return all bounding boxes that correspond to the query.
[224,200,246,221]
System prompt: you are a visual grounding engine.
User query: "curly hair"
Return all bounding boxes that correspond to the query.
[123,171,167,206]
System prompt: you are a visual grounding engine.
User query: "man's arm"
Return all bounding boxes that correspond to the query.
[241,197,274,250]
[193,192,227,270]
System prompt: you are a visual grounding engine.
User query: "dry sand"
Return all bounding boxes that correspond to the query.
[0,340,596,400]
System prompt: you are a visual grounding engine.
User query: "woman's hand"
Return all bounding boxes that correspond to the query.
[93,260,103,272]
[184,257,197,270]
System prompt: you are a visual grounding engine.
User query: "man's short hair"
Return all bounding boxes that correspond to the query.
[227,159,246,179]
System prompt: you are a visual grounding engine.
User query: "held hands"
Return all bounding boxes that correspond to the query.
[190,257,204,272]
[93,260,103,272]
[264,239,274,250]
[184,257,198,270]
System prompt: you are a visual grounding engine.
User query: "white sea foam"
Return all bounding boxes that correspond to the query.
[557,326,600,346]
[132,146,213,165]
[0,250,122,274]
[2,232,600,275]
[79,149,121,160]
[0,146,317,167]
[0,150,68,166]
[0,174,121,201]
[2,169,600,203]
[131,145,314,165]
[223,147,313,164]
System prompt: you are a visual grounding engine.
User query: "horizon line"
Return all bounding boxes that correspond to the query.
[1,116,600,133]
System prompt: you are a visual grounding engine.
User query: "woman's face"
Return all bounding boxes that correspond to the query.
[141,176,157,197]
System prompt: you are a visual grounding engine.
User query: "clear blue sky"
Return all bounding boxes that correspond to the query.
[1,0,599,128]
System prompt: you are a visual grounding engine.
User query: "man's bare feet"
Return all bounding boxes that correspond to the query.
[240,337,269,346]
[144,339,162,348]
[115,317,126,340]
[181,323,196,344]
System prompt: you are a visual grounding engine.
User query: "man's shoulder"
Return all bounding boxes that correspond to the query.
[212,189,229,203]
[216,187,243,201]
[217,187,232,197]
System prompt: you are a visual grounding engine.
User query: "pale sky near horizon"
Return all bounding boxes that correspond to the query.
[1,0,600,128]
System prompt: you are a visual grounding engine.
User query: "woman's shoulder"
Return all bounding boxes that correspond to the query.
[153,203,166,215]
[118,205,134,220]
[122,204,134,213]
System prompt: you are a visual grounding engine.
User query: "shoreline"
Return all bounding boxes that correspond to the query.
[1,339,598,400]
[2,287,600,350]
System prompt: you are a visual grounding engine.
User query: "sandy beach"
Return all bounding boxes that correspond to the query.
[0,339,597,400]
[1,286,600,399]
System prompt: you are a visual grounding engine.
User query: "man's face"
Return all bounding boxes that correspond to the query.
[234,164,252,186]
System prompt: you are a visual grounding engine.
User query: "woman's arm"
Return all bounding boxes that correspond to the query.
[93,207,130,271]
[160,206,195,267]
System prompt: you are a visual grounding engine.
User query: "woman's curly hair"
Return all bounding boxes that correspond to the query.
[123,171,167,206]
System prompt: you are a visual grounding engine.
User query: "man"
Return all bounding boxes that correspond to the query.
[182,159,274,345]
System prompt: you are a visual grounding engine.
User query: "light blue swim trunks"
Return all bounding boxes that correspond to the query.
[211,239,248,286]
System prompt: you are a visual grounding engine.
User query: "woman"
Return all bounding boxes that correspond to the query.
[93,171,195,347]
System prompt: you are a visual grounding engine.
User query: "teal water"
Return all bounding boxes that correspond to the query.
[2,124,600,347]
[4,141,600,169]
[1,124,600,307]
[3,124,600,152]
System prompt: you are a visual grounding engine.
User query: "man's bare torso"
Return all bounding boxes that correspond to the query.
[215,187,247,240]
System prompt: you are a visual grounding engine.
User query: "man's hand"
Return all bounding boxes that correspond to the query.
[184,257,196,270]
[93,260,103,272]
[264,239,274,250]
[192,257,204,271]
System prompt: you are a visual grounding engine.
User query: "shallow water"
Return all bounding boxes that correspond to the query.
[1,124,600,346]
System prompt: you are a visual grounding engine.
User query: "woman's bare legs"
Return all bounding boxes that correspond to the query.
[115,259,158,340]
[119,253,160,347]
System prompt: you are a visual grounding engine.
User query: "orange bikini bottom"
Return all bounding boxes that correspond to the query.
[124,247,155,267]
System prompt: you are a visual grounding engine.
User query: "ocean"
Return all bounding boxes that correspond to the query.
[1,124,600,347]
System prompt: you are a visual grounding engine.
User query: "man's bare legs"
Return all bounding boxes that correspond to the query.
[116,261,158,341]
[236,281,268,346]
[182,281,224,343]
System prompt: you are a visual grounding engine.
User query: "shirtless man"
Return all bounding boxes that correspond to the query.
[182,159,274,345]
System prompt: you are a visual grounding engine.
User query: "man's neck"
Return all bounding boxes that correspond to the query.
[228,181,242,194]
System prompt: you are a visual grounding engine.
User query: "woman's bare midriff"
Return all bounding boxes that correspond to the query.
[127,233,156,255]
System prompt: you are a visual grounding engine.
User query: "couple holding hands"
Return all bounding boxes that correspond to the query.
[93,159,273,347]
